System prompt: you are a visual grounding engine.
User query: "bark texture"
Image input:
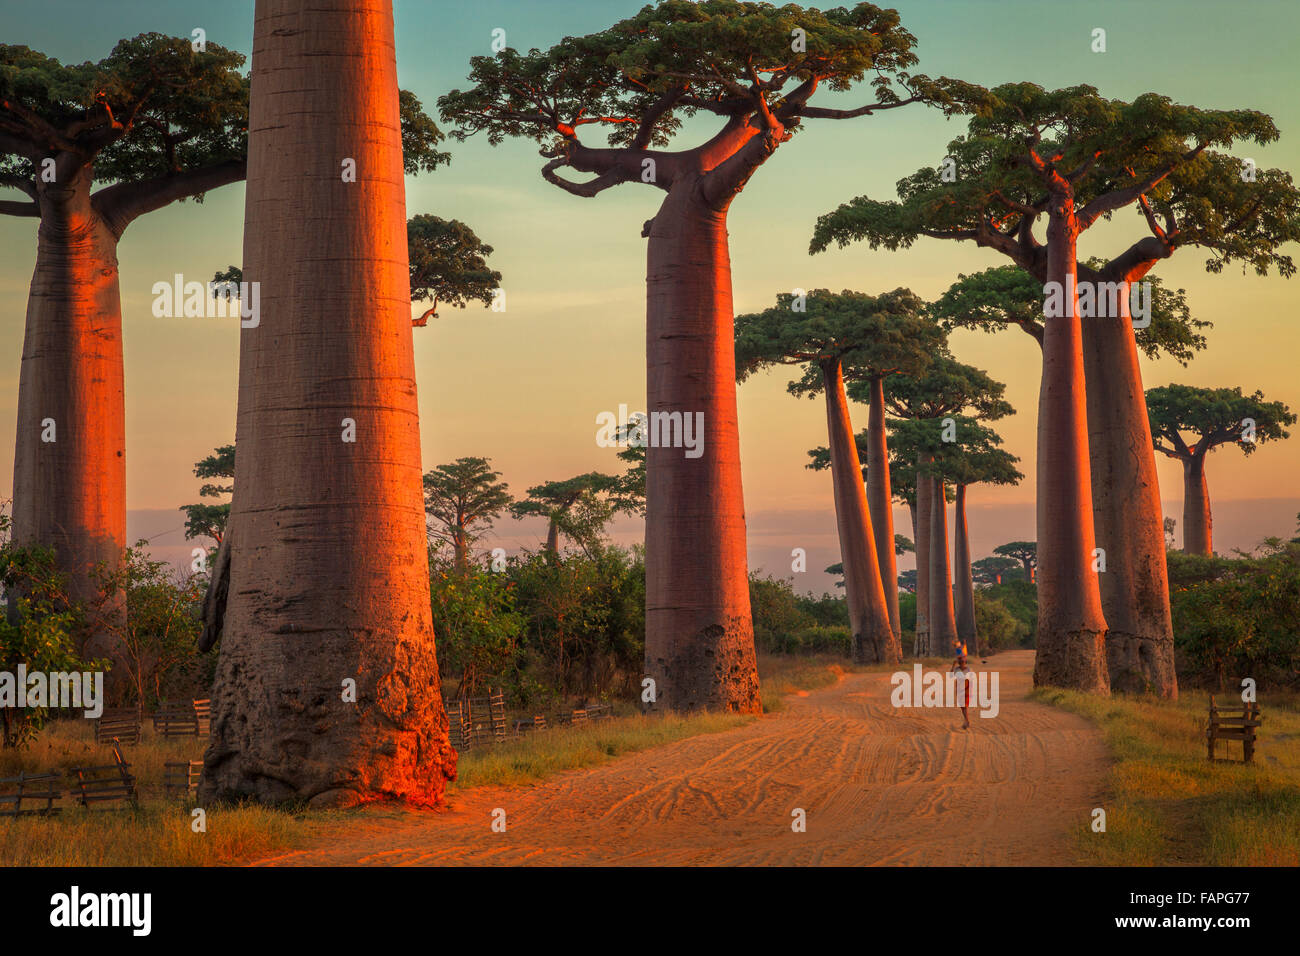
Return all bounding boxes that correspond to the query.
[865,375,901,640]
[1082,283,1176,697]
[200,0,455,807]
[1182,455,1212,556]
[11,165,127,681]
[928,479,959,658]
[819,362,897,664]
[643,176,761,711]
[1032,210,1109,693]
[953,484,977,656]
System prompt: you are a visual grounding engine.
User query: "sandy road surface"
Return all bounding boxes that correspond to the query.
[254,649,1109,866]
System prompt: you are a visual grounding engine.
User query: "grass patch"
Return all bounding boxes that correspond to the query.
[757,652,852,711]
[1031,685,1300,866]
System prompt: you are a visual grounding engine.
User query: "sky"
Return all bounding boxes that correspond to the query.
[1,0,1298,592]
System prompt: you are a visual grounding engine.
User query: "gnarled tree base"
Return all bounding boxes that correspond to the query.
[1106,630,1178,698]
[646,618,761,714]
[1033,629,1110,694]
[200,631,455,808]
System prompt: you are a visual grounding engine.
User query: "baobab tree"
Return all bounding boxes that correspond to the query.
[438,0,973,709]
[860,356,1011,655]
[1147,385,1295,555]
[994,541,1037,584]
[737,287,935,661]
[423,457,514,571]
[0,36,247,670]
[408,214,500,325]
[813,82,1286,694]
[932,420,1022,655]
[510,472,624,558]
[200,0,455,807]
[972,556,1021,586]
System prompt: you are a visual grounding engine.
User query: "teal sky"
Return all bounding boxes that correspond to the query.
[2,0,1298,589]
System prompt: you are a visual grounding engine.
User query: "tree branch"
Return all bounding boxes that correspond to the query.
[541,157,629,197]
[92,159,247,238]
[0,199,39,217]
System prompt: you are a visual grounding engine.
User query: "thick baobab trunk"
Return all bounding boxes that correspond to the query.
[643,176,761,711]
[929,478,959,658]
[11,167,127,680]
[818,361,897,664]
[1082,282,1176,697]
[914,459,932,656]
[544,519,560,556]
[451,529,469,572]
[201,0,455,807]
[865,374,901,640]
[1033,211,1109,693]
[1182,454,1212,556]
[953,484,978,656]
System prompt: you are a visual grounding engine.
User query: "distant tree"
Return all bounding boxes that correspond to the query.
[423,458,514,570]
[737,287,935,662]
[894,535,914,556]
[179,445,234,545]
[898,569,918,593]
[1164,517,1177,550]
[510,473,625,558]
[408,214,501,325]
[994,542,1038,583]
[1147,385,1295,555]
[972,556,1021,586]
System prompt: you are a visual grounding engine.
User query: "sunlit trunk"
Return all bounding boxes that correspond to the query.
[643,176,760,711]
[11,166,126,685]
[1182,454,1212,556]
[929,478,959,658]
[818,361,896,664]
[953,484,977,656]
[914,457,932,656]
[1033,211,1109,693]
[201,0,455,807]
[1082,283,1176,697]
[865,374,901,640]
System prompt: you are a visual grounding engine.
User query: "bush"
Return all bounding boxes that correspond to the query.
[980,580,1037,646]
[749,574,816,653]
[1169,544,1300,691]
[973,591,1030,650]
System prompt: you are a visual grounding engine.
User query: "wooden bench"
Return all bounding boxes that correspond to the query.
[163,760,204,799]
[586,703,612,721]
[1207,696,1263,764]
[153,699,210,738]
[0,771,63,817]
[69,745,138,809]
[95,707,141,745]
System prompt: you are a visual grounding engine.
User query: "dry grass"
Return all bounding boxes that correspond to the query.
[1032,685,1300,866]
[1,654,850,865]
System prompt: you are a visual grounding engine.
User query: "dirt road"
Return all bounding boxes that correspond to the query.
[254,649,1109,866]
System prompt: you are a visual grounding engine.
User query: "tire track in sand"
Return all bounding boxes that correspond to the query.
[254,649,1108,866]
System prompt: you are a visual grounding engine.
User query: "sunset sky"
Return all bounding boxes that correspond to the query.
[2,0,1297,591]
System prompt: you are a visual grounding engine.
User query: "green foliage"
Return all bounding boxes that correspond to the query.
[0,512,103,747]
[1147,384,1295,460]
[423,457,513,563]
[973,591,1030,650]
[408,214,501,316]
[810,81,1295,283]
[438,1,962,152]
[179,443,233,544]
[972,555,1022,585]
[1167,546,1300,691]
[508,472,626,556]
[92,544,207,708]
[734,287,938,396]
[428,551,526,699]
[980,580,1038,646]
[750,574,850,654]
[994,540,1037,574]
[0,35,248,187]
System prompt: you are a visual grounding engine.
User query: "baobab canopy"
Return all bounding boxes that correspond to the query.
[437,0,980,199]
